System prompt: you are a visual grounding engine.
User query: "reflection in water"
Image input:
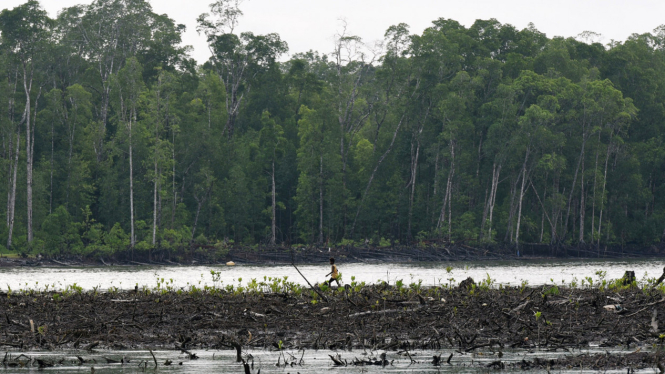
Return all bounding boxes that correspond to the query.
[0,347,640,374]
[1,258,663,291]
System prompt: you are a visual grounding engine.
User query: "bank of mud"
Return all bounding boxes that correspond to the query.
[2,241,663,268]
[2,282,665,370]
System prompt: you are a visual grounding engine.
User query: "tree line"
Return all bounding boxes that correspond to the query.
[0,0,664,258]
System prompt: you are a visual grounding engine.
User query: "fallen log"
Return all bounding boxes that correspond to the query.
[348,306,422,318]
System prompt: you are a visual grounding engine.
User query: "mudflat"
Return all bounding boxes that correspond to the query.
[1,282,664,371]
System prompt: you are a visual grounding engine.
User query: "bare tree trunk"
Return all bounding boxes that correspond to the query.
[171,129,176,229]
[563,126,588,240]
[339,127,346,235]
[599,138,613,247]
[6,67,18,232]
[152,91,160,247]
[437,140,455,233]
[152,156,158,247]
[64,98,73,206]
[579,148,586,243]
[318,154,323,245]
[23,67,35,244]
[191,198,204,243]
[591,132,600,243]
[481,186,489,240]
[480,161,498,240]
[448,177,453,241]
[49,108,55,215]
[540,176,547,243]
[504,174,520,243]
[270,158,276,246]
[433,143,440,197]
[514,148,530,249]
[7,129,19,249]
[129,113,136,252]
[528,176,555,245]
[191,173,214,244]
[406,135,421,242]
[487,163,501,241]
[6,130,13,228]
[437,166,451,232]
[96,86,111,162]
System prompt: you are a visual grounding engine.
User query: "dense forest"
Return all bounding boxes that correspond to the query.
[0,0,664,258]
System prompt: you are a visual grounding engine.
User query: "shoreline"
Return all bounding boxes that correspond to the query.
[1,243,663,268]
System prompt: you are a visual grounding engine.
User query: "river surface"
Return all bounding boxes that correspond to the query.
[0,347,643,373]
[0,258,662,291]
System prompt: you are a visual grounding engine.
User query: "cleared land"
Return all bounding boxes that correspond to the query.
[1,278,665,370]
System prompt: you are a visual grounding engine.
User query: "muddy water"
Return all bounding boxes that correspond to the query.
[0,258,663,291]
[0,348,637,373]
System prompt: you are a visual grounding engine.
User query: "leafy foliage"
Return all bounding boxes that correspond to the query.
[0,1,664,259]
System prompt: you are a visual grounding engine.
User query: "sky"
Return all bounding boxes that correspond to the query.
[3,0,665,63]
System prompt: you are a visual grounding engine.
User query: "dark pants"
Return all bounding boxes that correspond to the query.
[327,277,340,287]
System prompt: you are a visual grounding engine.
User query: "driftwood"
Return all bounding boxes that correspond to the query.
[148,349,157,368]
[291,261,328,302]
[349,306,423,318]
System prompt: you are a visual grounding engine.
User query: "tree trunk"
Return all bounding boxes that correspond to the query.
[23,66,35,244]
[540,174,548,243]
[540,197,545,243]
[591,132,600,244]
[487,163,501,241]
[481,161,499,240]
[514,148,530,249]
[152,157,158,247]
[318,154,323,245]
[191,180,212,244]
[406,135,421,242]
[504,174,520,243]
[598,137,613,247]
[191,199,203,243]
[6,66,18,235]
[448,174,453,241]
[349,115,405,238]
[7,130,20,249]
[152,87,160,247]
[129,113,136,252]
[563,122,588,240]
[49,107,54,215]
[437,140,455,234]
[6,130,14,229]
[270,158,276,246]
[96,86,111,162]
[171,128,177,229]
[339,132,349,237]
[579,148,586,244]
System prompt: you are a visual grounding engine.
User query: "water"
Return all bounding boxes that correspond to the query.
[0,259,659,373]
[0,347,640,373]
[0,257,663,291]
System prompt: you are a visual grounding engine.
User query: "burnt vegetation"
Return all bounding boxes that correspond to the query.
[2,272,665,370]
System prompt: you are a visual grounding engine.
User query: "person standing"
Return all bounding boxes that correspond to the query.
[326,257,340,287]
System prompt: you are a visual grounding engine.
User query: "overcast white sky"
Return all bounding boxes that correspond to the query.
[3,0,665,63]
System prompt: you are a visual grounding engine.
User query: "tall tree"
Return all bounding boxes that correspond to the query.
[111,57,144,252]
[197,0,287,138]
[258,111,285,246]
[0,0,51,246]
